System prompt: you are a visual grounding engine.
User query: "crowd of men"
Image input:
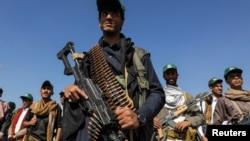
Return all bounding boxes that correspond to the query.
[0,65,248,141]
[0,80,64,141]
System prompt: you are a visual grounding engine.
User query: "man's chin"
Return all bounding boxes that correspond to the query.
[103,28,114,32]
[103,30,117,36]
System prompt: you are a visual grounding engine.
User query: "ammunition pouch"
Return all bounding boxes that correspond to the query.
[151,126,200,141]
[166,128,186,140]
[185,127,198,141]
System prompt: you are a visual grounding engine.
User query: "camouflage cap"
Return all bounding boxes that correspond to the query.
[208,77,223,86]
[163,64,177,73]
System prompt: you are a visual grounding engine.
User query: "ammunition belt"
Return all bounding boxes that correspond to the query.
[87,45,135,141]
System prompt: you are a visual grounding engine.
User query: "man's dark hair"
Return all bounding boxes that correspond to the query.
[8,101,16,110]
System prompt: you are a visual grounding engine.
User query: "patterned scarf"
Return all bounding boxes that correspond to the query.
[29,99,58,141]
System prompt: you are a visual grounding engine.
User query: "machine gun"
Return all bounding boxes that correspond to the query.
[157,94,210,139]
[57,41,125,141]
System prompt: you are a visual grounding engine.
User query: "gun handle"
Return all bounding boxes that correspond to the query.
[157,128,163,139]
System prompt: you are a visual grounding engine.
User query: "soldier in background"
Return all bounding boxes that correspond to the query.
[22,80,62,141]
[153,64,205,141]
[0,101,16,141]
[197,77,224,141]
[0,88,10,121]
[213,66,250,125]
[8,93,33,141]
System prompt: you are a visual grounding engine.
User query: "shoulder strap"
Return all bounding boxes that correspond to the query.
[231,100,244,122]
[134,47,149,59]
[204,102,212,124]
[132,47,149,108]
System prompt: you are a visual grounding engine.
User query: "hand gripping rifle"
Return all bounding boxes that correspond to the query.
[157,94,209,139]
[57,41,125,141]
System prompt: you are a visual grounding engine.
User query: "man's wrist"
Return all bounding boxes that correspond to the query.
[137,112,146,127]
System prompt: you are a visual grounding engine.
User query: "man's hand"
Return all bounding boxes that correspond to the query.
[29,118,37,126]
[0,132,3,140]
[114,107,139,130]
[174,121,190,132]
[201,135,208,141]
[153,116,162,129]
[63,84,88,102]
[8,135,16,141]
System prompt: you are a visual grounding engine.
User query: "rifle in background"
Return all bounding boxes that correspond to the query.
[157,94,209,139]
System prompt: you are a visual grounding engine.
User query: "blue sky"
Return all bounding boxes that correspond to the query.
[0,0,250,108]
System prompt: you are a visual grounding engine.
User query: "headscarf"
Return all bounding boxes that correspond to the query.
[225,88,250,101]
[164,85,185,109]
